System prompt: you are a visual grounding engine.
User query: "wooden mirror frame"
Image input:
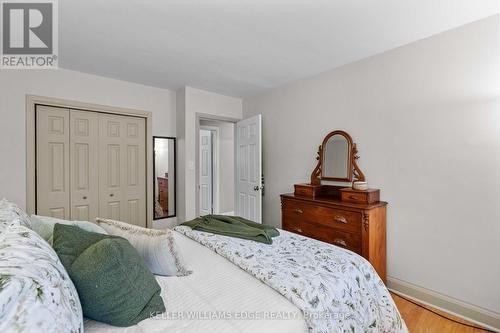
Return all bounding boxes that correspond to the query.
[310,130,365,185]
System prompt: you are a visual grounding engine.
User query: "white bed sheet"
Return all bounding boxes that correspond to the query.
[84,231,308,333]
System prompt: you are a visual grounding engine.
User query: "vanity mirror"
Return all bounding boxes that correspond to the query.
[311,130,365,185]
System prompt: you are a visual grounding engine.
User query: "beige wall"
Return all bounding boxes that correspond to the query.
[0,68,177,228]
[200,119,235,214]
[243,15,500,316]
[176,87,242,222]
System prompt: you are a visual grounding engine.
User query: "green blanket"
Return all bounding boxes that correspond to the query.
[181,215,279,244]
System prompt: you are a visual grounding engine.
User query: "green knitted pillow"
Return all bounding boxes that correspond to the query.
[53,223,165,327]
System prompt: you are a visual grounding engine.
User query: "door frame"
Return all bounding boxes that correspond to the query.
[26,95,154,227]
[195,113,239,218]
[198,126,220,215]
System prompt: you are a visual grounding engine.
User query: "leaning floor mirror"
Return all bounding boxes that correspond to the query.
[153,137,176,219]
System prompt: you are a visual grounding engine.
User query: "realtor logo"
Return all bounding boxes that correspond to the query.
[1,0,58,68]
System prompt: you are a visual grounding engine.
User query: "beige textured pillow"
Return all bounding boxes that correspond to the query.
[31,215,108,246]
[95,218,190,276]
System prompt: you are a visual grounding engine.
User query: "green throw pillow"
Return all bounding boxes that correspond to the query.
[53,223,165,327]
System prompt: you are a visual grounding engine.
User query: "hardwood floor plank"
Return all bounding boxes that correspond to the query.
[390,292,492,333]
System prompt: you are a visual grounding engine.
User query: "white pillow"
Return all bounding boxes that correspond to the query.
[95,218,191,276]
[30,215,108,246]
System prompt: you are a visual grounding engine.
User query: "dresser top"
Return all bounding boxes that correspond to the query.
[281,193,387,210]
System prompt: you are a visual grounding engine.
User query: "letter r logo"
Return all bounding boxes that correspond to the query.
[2,2,53,54]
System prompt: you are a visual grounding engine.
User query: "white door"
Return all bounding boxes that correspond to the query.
[36,106,70,219]
[122,116,146,226]
[98,114,124,221]
[235,114,262,223]
[199,129,213,216]
[98,114,146,226]
[70,110,99,221]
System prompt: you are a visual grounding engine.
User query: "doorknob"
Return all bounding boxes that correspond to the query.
[82,196,87,200]
[253,186,260,191]
[110,193,114,197]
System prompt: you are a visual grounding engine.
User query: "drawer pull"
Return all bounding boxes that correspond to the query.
[348,195,358,200]
[333,238,347,247]
[333,215,348,224]
[294,228,303,234]
[293,208,304,214]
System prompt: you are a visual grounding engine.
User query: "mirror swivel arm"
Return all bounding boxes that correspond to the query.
[310,145,323,185]
[352,143,366,182]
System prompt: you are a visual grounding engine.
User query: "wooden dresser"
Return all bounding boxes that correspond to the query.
[282,129,388,282]
[281,187,387,282]
[157,175,169,215]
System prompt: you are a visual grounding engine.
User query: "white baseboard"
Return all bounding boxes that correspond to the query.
[387,276,500,332]
[219,211,234,216]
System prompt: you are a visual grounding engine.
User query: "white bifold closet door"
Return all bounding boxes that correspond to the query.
[70,110,99,221]
[98,114,146,226]
[36,106,146,226]
[36,106,71,219]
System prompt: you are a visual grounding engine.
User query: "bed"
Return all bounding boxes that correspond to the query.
[1,199,404,332]
[84,230,308,333]
[84,228,407,333]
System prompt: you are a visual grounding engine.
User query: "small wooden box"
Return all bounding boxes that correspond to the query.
[340,188,380,204]
[294,183,322,198]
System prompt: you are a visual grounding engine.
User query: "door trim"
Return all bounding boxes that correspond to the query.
[26,94,154,227]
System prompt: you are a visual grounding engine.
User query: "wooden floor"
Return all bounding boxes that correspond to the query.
[391,292,492,333]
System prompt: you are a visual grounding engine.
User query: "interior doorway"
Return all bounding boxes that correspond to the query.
[198,119,235,216]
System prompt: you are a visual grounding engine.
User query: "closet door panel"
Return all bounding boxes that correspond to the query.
[123,117,146,227]
[36,106,70,219]
[70,110,99,221]
[107,200,121,220]
[37,108,146,226]
[99,114,126,221]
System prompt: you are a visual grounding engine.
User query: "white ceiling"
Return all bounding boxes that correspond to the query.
[59,0,498,97]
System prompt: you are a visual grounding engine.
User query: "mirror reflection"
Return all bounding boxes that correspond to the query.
[322,134,350,179]
[154,137,176,219]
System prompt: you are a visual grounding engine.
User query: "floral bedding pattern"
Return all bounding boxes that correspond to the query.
[0,199,32,231]
[0,200,83,333]
[175,226,407,333]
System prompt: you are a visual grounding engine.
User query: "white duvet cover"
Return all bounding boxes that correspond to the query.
[175,227,407,333]
[84,231,308,333]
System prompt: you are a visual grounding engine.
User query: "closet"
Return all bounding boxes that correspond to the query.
[36,105,146,227]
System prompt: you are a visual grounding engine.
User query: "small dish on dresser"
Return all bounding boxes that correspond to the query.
[353,181,368,190]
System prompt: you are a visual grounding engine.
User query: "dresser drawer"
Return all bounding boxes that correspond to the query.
[281,193,387,282]
[340,188,379,204]
[282,199,361,233]
[283,217,361,253]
